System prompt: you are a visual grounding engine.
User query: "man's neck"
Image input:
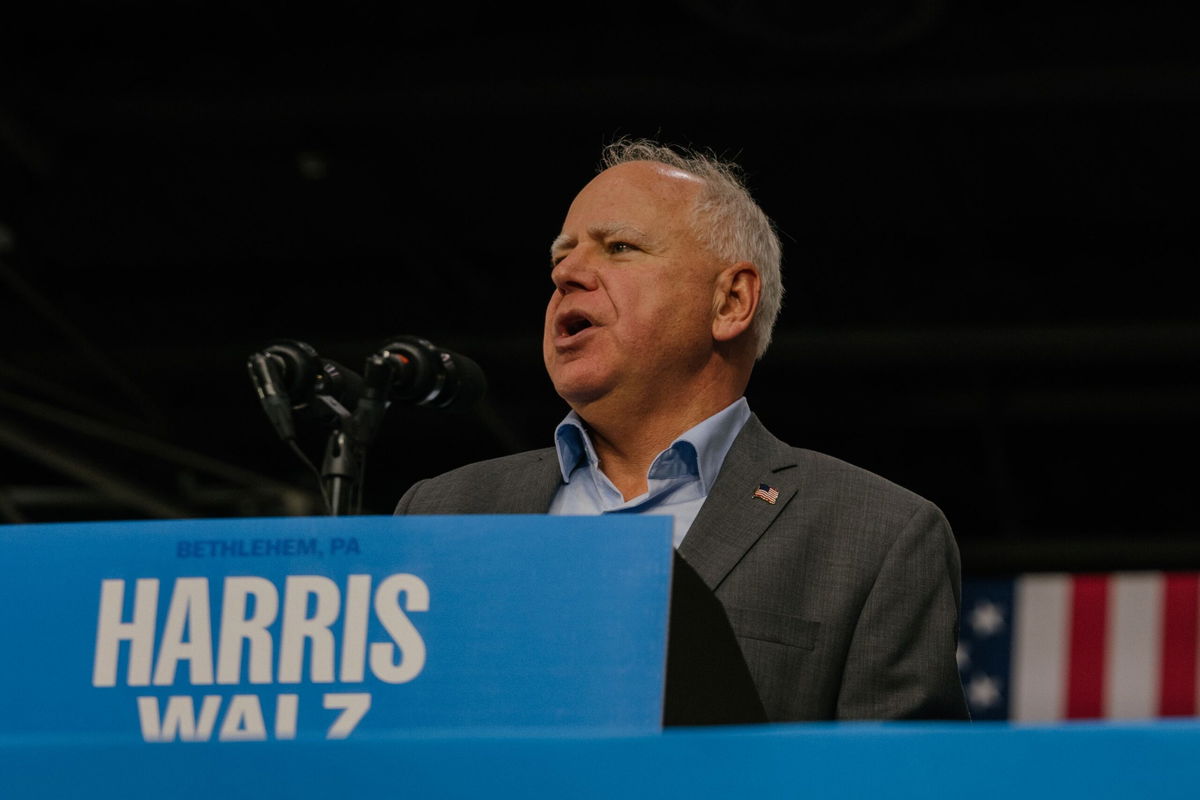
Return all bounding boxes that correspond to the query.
[577,392,743,501]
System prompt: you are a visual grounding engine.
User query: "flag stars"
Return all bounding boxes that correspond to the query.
[969,600,1007,637]
[956,642,971,671]
[967,673,1003,710]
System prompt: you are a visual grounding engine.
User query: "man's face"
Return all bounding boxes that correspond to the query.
[543,161,723,412]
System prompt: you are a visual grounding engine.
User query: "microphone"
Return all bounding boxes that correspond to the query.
[249,336,486,447]
[377,335,487,412]
[248,335,487,515]
[247,350,298,441]
[246,340,364,441]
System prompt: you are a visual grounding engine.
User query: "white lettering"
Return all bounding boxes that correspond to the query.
[370,574,428,684]
[278,576,339,683]
[137,695,220,742]
[275,693,298,740]
[94,578,159,687]
[218,694,267,741]
[153,578,214,685]
[323,693,371,739]
[339,575,371,682]
[98,571,427,692]
[216,577,279,684]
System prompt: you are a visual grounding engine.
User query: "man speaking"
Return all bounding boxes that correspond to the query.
[395,138,969,722]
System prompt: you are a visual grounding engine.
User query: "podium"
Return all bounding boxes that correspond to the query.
[0,515,690,739]
[4,517,1200,798]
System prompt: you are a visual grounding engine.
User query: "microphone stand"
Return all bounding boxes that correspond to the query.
[317,353,396,516]
[321,430,362,516]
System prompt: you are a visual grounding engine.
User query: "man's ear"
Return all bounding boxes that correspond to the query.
[712,262,760,343]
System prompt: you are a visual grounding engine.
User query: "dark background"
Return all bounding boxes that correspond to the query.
[2,1,1197,575]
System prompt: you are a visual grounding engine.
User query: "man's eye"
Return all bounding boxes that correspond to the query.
[608,241,636,254]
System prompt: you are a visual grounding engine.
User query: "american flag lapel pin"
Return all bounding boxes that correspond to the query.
[753,483,779,504]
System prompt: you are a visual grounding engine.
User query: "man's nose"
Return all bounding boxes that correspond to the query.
[550,248,598,293]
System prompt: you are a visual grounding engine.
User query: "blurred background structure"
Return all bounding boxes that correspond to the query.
[2,1,1198,578]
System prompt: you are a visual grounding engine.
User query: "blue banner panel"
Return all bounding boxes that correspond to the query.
[4,721,1200,800]
[0,515,673,742]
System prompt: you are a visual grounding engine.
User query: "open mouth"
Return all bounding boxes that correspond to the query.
[559,311,594,337]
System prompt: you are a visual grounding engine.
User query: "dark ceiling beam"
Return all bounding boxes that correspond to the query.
[0,418,190,519]
[0,386,314,496]
[22,65,1200,136]
[1,258,167,431]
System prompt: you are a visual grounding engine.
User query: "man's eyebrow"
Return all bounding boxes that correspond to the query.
[550,233,576,257]
[587,223,650,242]
[550,223,654,256]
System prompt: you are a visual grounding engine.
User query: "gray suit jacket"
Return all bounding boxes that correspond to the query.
[394,414,970,722]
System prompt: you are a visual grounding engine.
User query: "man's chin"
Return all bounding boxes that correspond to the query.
[549,371,614,411]
[554,386,609,411]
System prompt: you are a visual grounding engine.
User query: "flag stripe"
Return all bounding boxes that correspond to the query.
[1011,573,1069,721]
[967,570,1200,722]
[1105,572,1162,719]
[1159,572,1199,716]
[1066,574,1109,719]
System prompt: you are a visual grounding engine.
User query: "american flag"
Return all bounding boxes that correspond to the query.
[753,484,779,504]
[957,571,1200,721]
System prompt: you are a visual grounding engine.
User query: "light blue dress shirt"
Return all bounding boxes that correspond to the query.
[547,397,752,547]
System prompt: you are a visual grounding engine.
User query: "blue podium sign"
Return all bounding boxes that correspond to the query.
[0,515,674,743]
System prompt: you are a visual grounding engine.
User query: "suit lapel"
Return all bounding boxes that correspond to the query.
[500,448,563,513]
[677,415,799,591]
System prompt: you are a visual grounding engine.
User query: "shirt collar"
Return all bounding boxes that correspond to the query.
[554,412,599,483]
[553,397,751,494]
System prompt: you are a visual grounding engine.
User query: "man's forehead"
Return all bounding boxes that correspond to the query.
[594,160,704,191]
[649,164,704,186]
[565,163,701,221]
[549,161,703,253]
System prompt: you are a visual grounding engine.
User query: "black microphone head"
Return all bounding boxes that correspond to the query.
[256,339,364,418]
[434,348,487,412]
[379,335,441,403]
[262,339,320,397]
[379,335,487,413]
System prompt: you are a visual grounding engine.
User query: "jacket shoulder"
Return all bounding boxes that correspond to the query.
[792,448,938,517]
[394,448,559,515]
[739,415,941,523]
